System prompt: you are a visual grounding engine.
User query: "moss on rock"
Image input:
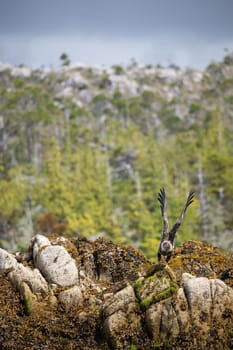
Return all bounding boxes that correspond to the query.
[135,263,179,310]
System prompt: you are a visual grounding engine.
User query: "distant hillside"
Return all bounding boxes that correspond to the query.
[0,55,232,256]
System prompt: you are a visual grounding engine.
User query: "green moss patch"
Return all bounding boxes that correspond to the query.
[134,263,179,310]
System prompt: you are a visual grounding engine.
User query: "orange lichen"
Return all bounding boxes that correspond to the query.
[169,240,233,287]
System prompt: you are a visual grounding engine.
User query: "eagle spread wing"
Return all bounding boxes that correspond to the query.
[157,188,169,240]
[168,190,195,244]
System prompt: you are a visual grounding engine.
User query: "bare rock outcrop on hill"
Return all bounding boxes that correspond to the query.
[0,234,233,349]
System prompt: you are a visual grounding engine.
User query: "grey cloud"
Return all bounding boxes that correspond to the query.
[0,33,231,69]
[0,0,233,40]
[0,0,232,68]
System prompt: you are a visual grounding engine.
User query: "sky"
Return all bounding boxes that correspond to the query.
[0,0,233,70]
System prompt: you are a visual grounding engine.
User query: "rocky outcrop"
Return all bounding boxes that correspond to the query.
[0,235,233,349]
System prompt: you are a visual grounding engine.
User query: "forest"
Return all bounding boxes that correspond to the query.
[0,54,232,257]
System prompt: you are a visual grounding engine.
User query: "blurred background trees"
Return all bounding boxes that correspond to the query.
[0,53,232,257]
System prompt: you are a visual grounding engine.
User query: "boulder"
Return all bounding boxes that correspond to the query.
[134,264,178,309]
[32,234,79,287]
[9,264,49,295]
[0,248,18,273]
[103,285,147,349]
[58,285,83,311]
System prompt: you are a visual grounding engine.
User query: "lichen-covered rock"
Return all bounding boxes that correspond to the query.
[58,285,83,311]
[103,285,149,349]
[170,240,233,286]
[0,248,18,273]
[145,284,191,344]
[74,236,149,283]
[32,234,79,286]
[182,274,233,347]
[0,236,233,349]
[34,244,79,286]
[103,285,136,318]
[31,233,51,262]
[183,276,212,332]
[135,264,179,309]
[9,263,49,295]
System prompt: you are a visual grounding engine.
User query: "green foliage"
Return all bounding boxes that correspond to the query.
[98,74,110,89]
[112,89,127,111]
[129,344,137,350]
[189,102,201,113]
[14,79,25,88]
[141,90,155,108]
[0,166,27,221]
[59,52,70,66]
[24,296,32,316]
[112,64,124,75]
[153,337,161,349]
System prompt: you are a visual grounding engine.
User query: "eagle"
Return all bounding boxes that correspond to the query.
[157,188,195,262]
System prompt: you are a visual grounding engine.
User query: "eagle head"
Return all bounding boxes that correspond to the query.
[160,240,173,255]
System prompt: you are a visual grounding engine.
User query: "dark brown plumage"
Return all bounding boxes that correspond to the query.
[157,188,195,262]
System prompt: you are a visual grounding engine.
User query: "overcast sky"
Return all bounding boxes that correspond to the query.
[0,0,232,69]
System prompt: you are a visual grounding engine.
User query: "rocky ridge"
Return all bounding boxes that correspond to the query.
[0,234,233,349]
[0,60,205,112]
